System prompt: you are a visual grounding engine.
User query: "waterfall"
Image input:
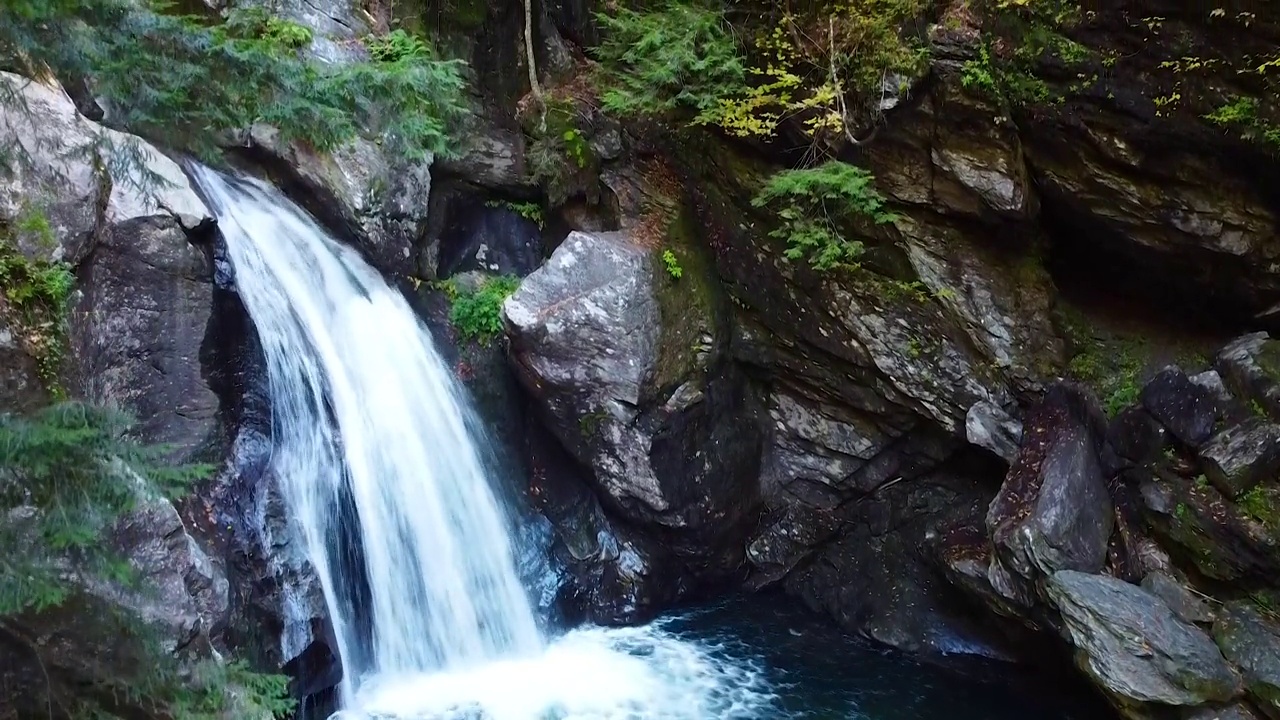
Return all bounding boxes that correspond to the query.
[188,165,773,720]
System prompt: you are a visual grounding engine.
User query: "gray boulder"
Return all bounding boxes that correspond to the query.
[1047,571,1240,713]
[1217,334,1280,420]
[236,124,431,277]
[0,73,207,265]
[504,229,762,608]
[1142,367,1221,448]
[1198,418,1280,499]
[987,383,1114,607]
[966,399,1023,463]
[0,72,217,453]
[1214,602,1280,719]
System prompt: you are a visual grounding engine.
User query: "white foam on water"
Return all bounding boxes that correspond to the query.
[340,624,775,720]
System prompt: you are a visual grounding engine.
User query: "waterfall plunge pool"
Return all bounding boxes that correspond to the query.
[332,596,1093,720]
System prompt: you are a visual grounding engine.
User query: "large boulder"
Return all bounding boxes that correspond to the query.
[504,228,763,614]
[0,72,217,452]
[986,383,1114,608]
[1217,334,1280,419]
[1047,571,1240,716]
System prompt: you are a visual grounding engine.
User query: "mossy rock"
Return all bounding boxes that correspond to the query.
[645,201,722,401]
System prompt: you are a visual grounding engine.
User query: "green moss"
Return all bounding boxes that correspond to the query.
[0,211,74,395]
[1064,334,1144,417]
[1253,340,1280,381]
[648,201,719,399]
[1057,302,1211,418]
[578,409,609,440]
[1239,485,1280,532]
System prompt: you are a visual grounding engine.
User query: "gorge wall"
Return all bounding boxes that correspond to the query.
[1,0,1279,719]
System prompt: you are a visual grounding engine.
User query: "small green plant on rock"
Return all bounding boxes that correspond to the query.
[1205,96,1280,150]
[485,200,545,228]
[751,161,896,271]
[1239,485,1280,532]
[524,97,594,206]
[0,211,75,393]
[661,249,683,279]
[448,275,521,344]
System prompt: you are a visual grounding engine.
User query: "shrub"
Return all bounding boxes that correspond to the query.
[0,210,75,391]
[594,3,746,121]
[594,0,932,144]
[0,402,293,718]
[448,275,522,344]
[751,161,896,270]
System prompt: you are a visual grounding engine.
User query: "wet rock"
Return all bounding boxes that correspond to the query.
[437,202,543,278]
[1142,367,1222,448]
[966,399,1023,463]
[234,123,431,277]
[783,466,1016,658]
[1141,572,1215,626]
[505,229,763,598]
[1198,419,1280,499]
[1182,704,1265,720]
[749,389,955,588]
[986,383,1113,608]
[70,217,217,455]
[1139,471,1280,583]
[1217,334,1280,420]
[1104,408,1168,478]
[1047,571,1240,712]
[1214,602,1280,719]
[745,503,843,588]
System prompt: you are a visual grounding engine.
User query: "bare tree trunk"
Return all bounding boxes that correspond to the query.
[524,0,545,114]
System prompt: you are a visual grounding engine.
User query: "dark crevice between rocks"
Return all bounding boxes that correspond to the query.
[1040,184,1275,339]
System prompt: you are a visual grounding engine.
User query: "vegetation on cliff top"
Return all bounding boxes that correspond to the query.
[0,0,467,162]
[593,0,930,148]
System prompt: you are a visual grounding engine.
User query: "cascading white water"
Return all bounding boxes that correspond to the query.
[189,166,775,720]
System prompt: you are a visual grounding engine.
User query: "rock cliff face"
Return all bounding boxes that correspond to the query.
[0,72,333,714]
[491,0,1280,717]
[3,0,1280,717]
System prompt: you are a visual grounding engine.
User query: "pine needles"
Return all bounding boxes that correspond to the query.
[0,0,468,162]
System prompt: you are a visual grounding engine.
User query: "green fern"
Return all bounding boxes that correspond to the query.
[0,0,468,163]
[0,402,212,615]
[593,3,746,120]
[751,162,896,271]
[449,275,521,344]
[0,401,293,718]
